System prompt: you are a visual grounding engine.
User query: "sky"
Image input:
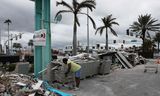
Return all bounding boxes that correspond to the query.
[0,0,160,49]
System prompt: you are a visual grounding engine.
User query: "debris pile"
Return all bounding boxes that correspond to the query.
[0,73,58,96]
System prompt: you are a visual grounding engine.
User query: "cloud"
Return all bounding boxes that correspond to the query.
[1,0,160,49]
[0,0,34,32]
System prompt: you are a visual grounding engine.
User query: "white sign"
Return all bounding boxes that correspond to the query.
[33,29,46,46]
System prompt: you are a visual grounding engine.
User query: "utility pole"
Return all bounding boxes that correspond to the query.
[87,8,89,53]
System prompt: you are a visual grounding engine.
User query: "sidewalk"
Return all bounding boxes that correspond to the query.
[69,64,160,96]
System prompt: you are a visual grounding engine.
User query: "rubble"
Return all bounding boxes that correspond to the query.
[0,73,71,96]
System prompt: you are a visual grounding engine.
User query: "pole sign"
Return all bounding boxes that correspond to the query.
[33,29,46,46]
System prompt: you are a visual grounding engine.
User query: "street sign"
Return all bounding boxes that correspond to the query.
[33,29,46,46]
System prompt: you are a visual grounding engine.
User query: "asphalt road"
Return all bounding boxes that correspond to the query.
[69,62,160,96]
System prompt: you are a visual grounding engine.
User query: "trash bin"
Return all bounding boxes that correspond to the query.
[14,62,29,74]
[99,60,112,75]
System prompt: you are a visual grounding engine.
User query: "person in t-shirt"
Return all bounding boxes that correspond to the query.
[62,58,81,90]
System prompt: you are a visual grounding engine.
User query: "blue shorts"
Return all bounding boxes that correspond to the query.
[75,69,81,78]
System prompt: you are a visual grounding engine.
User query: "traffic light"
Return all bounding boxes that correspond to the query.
[113,40,116,43]
[126,29,129,35]
[123,40,125,44]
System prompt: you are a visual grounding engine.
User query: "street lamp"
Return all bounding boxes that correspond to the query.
[87,8,89,53]
[4,19,12,54]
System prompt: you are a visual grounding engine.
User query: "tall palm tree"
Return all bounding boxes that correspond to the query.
[95,14,119,50]
[4,19,12,54]
[154,32,160,53]
[28,39,34,52]
[130,14,160,52]
[56,0,96,55]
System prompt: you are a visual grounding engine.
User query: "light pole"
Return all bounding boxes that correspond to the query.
[87,8,89,53]
[0,25,2,53]
[0,25,1,45]
[4,19,12,55]
[10,34,13,54]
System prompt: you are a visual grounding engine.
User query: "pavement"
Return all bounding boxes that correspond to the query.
[68,61,160,96]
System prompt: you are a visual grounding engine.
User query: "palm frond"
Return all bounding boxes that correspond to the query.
[109,18,116,22]
[150,23,160,27]
[78,12,96,29]
[147,19,158,25]
[55,10,72,19]
[73,0,79,11]
[150,29,160,32]
[56,1,73,11]
[109,27,118,36]
[99,26,105,35]
[78,4,95,11]
[78,0,96,11]
[146,31,151,39]
[102,17,106,25]
[95,26,105,35]
[111,21,119,26]
[106,14,112,22]
[130,14,160,35]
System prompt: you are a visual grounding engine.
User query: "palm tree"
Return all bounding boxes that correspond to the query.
[13,43,22,51]
[4,19,12,54]
[95,14,119,50]
[130,14,160,52]
[56,0,96,55]
[154,32,160,53]
[28,39,34,52]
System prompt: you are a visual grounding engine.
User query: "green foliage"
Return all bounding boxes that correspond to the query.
[154,32,160,52]
[143,39,154,52]
[154,32,160,42]
[13,43,22,49]
[130,14,160,52]
[130,14,160,40]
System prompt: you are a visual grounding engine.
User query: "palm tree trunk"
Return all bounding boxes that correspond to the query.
[105,29,108,50]
[72,14,77,55]
[142,30,146,52]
